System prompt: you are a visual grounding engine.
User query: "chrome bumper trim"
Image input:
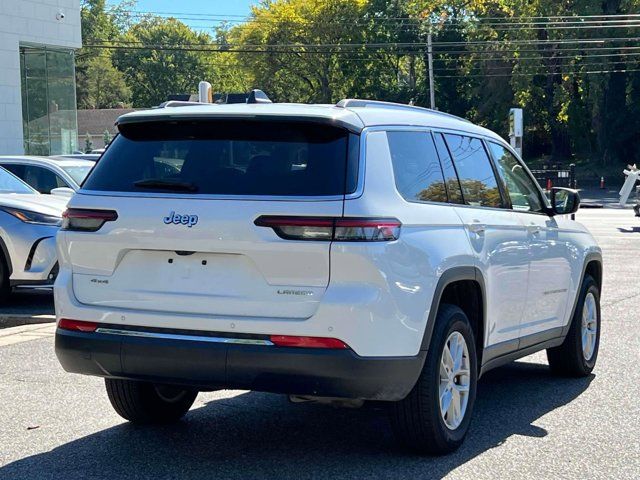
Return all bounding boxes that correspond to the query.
[94,328,274,346]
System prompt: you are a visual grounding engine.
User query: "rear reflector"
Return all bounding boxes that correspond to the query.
[269,335,349,349]
[255,216,400,241]
[61,208,118,232]
[58,319,98,332]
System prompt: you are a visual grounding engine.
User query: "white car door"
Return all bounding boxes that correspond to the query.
[439,133,530,350]
[487,141,573,340]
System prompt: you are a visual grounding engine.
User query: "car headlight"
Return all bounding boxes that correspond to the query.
[2,207,62,226]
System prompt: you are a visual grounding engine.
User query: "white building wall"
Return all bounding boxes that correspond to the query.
[0,0,81,154]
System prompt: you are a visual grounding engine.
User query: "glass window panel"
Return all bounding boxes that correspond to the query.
[433,133,464,204]
[21,47,50,155]
[20,46,78,156]
[46,49,78,155]
[488,142,544,212]
[387,131,447,203]
[444,134,503,208]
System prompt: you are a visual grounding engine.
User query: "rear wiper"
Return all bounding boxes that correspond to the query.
[133,178,198,192]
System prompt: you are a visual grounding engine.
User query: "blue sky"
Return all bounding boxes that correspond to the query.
[108,0,259,31]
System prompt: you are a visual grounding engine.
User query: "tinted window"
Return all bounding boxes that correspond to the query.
[387,131,447,203]
[2,164,25,179]
[0,167,36,194]
[444,134,503,208]
[488,142,544,212]
[433,133,464,204]
[61,165,92,185]
[83,121,357,196]
[22,166,66,194]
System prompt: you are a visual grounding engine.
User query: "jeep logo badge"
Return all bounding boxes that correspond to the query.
[163,211,199,228]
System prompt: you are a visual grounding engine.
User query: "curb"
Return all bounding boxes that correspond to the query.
[0,314,55,329]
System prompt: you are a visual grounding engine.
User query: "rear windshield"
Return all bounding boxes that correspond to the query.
[82,120,359,196]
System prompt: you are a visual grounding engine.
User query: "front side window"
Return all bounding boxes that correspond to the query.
[444,134,503,208]
[61,165,92,186]
[387,131,447,203]
[487,142,544,213]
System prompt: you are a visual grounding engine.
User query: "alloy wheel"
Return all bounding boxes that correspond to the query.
[581,292,598,361]
[438,331,471,430]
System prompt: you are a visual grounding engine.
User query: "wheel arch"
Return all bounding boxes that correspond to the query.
[420,267,486,365]
[585,257,603,291]
[562,251,603,337]
[0,235,12,276]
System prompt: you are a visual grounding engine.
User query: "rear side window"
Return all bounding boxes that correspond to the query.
[83,121,358,196]
[444,134,503,208]
[23,166,67,193]
[433,133,464,204]
[387,131,447,203]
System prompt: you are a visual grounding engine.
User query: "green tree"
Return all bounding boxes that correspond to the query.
[84,132,94,153]
[231,0,370,103]
[77,54,131,108]
[112,18,220,107]
[76,0,125,108]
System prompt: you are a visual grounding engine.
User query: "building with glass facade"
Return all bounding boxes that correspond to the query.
[0,1,81,155]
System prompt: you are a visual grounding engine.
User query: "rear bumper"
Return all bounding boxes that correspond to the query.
[54,327,424,401]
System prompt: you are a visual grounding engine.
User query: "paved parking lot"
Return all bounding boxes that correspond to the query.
[0,206,639,479]
[0,289,53,328]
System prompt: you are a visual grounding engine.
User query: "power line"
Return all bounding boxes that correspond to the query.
[178,22,640,32]
[435,67,640,78]
[81,41,640,58]
[115,10,640,23]
[85,37,640,51]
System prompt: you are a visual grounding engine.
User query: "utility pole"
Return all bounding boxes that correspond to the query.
[427,32,436,110]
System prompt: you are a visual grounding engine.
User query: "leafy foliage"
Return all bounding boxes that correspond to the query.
[76,0,640,171]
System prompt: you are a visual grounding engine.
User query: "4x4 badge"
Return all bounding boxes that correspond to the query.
[163,211,199,228]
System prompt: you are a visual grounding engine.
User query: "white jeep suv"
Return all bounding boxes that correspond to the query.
[54,99,602,454]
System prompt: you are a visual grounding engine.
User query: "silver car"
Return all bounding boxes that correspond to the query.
[0,166,67,302]
[0,155,94,194]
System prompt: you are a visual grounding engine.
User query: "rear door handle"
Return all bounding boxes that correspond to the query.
[527,224,541,235]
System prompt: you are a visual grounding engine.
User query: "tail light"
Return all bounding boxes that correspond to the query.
[255,216,400,241]
[270,335,349,349]
[58,319,98,332]
[61,208,118,232]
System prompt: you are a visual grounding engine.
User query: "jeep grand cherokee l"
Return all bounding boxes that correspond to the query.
[54,99,602,454]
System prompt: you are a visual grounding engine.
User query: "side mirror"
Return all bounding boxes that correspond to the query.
[50,187,75,198]
[551,187,580,215]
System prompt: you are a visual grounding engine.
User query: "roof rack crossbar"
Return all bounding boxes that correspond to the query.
[335,99,472,124]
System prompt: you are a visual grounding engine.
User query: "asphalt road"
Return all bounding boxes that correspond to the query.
[0,207,639,479]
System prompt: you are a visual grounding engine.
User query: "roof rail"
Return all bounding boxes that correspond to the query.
[156,89,273,108]
[336,99,472,124]
[155,100,208,109]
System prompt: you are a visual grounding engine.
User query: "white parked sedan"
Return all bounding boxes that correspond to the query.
[0,156,94,194]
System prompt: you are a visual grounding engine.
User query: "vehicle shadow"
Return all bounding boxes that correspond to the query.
[0,361,593,480]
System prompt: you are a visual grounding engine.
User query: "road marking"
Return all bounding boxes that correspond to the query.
[0,323,55,347]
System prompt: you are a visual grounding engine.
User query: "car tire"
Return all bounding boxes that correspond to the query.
[389,303,478,455]
[547,275,600,377]
[0,251,11,304]
[105,379,197,424]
